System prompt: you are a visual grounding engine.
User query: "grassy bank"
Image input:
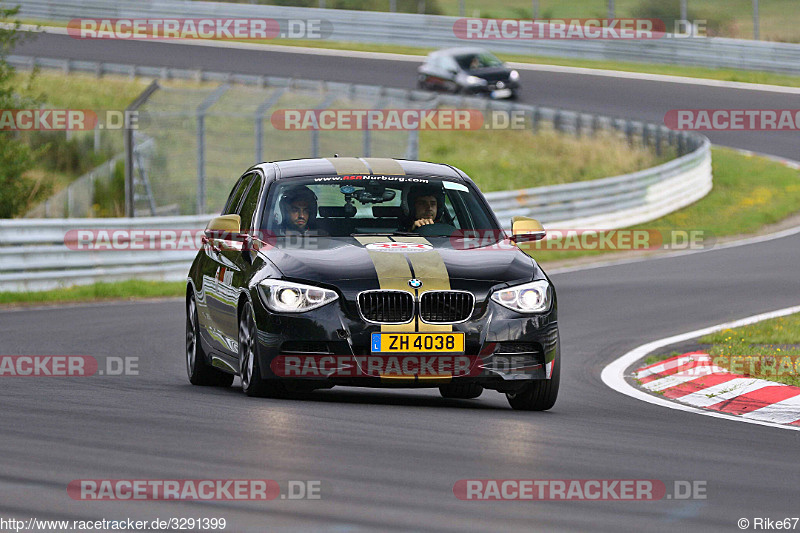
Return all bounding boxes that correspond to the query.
[697,313,800,387]
[0,280,186,306]
[526,147,800,265]
[645,313,800,387]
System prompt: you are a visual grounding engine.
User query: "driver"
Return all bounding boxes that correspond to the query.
[401,185,447,232]
[278,185,326,235]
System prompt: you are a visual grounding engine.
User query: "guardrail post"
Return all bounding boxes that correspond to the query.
[124,80,160,217]
[654,127,663,156]
[254,88,287,163]
[311,93,337,158]
[196,84,230,214]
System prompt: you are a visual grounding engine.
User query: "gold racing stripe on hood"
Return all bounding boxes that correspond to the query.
[355,235,455,382]
[355,236,413,333]
[325,157,370,175]
[393,236,453,333]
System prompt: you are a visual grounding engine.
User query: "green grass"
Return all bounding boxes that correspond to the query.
[642,351,681,366]
[420,126,669,192]
[13,19,800,88]
[694,313,800,386]
[702,313,800,346]
[526,147,800,264]
[0,280,185,306]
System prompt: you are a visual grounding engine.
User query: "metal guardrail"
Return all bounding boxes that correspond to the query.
[12,0,800,75]
[0,215,211,292]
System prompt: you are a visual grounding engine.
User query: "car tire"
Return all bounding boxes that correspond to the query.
[505,349,560,411]
[186,293,234,387]
[239,300,287,398]
[439,382,483,399]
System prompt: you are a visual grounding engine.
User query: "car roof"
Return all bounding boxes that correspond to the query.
[253,157,465,181]
[429,47,492,57]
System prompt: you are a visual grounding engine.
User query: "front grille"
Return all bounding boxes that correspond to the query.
[420,291,474,323]
[358,290,414,323]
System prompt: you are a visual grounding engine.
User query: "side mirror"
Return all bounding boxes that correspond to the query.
[510,216,546,244]
[203,214,244,250]
[205,214,241,233]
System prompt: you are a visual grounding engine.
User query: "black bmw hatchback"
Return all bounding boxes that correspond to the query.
[417,47,520,99]
[185,157,559,410]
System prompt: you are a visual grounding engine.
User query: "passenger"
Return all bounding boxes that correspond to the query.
[278,186,327,235]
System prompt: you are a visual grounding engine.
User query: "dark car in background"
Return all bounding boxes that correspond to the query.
[185,157,558,410]
[417,47,520,99]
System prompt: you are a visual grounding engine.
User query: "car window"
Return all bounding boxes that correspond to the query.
[441,56,459,72]
[260,176,500,237]
[237,173,263,231]
[455,52,503,70]
[222,176,247,215]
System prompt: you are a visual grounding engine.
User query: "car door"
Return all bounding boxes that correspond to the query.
[200,171,260,356]
[440,55,461,93]
[214,170,265,357]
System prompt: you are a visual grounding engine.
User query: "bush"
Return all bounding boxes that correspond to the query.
[22,130,114,175]
[91,159,125,217]
[0,3,39,217]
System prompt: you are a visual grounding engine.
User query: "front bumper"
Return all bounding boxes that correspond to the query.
[465,80,519,99]
[251,289,558,391]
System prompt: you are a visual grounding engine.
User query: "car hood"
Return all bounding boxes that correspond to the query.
[258,236,537,296]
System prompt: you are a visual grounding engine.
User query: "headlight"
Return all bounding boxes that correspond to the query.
[491,280,552,313]
[509,70,520,81]
[258,279,338,313]
[465,75,487,86]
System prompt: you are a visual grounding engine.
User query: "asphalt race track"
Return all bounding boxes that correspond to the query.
[3,31,800,532]
[14,32,800,160]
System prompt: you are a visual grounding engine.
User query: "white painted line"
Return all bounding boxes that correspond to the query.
[742,394,800,424]
[676,378,772,409]
[507,61,800,96]
[601,304,800,432]
[20,24,800,95]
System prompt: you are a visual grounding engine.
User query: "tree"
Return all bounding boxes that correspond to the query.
[0,2,37,218]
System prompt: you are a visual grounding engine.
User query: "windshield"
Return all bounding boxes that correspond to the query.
[259,175,500,238]
[455,52,504,71]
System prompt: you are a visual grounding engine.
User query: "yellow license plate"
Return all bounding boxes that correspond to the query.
[371,333,464,354]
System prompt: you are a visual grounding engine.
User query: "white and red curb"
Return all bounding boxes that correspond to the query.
[634,352,800,426]
[602,305,800,432]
